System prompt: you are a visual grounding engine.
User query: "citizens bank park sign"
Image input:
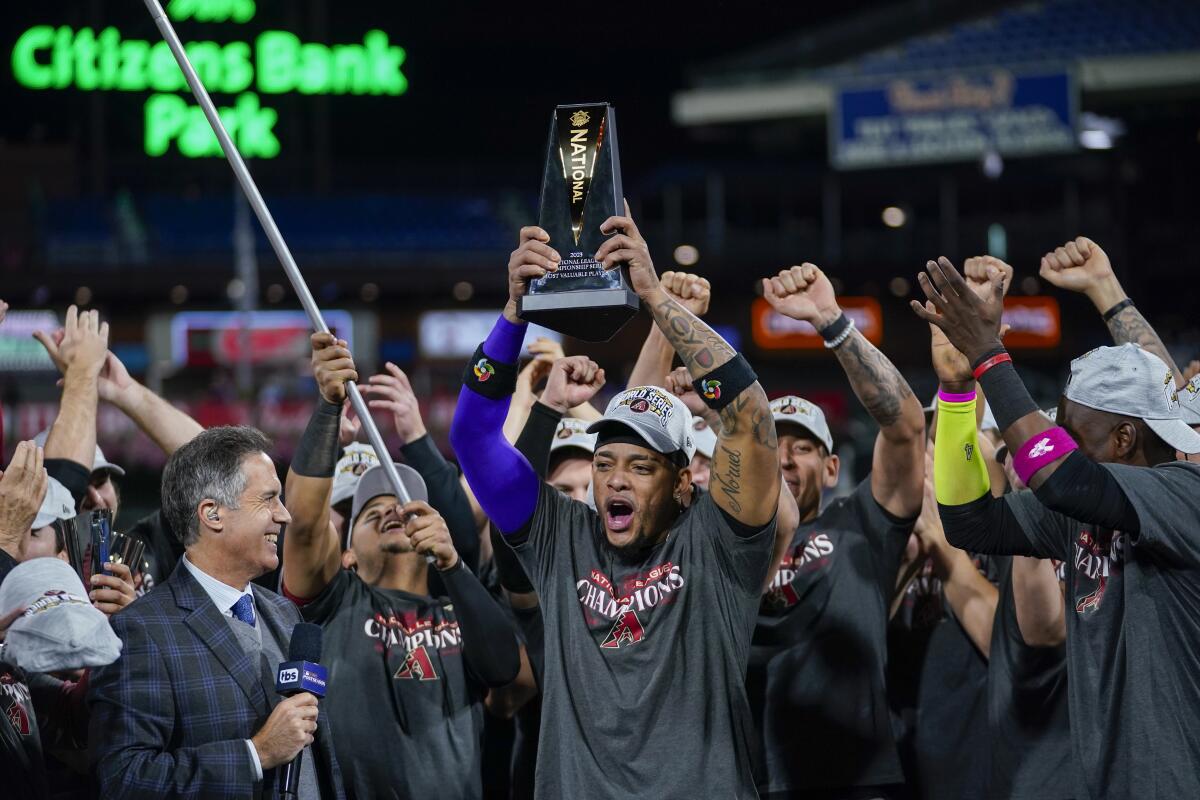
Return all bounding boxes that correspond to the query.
[9,0,407,158]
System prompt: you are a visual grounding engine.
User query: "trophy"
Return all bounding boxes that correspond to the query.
[517,103,640,342]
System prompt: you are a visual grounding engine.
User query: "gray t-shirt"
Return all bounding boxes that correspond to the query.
[750,477,912,793]
[514,484,775,800]
[1004,461,1200,799]
[985,561,1078,800]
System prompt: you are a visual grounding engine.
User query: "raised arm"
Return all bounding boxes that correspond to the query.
[596,210,778,525]
[1040,236,1184,387]
[449,227,562,535]
[762,264,924,518]
[282,333,356,600]
[39,306,107,472]
[626,272,710,388]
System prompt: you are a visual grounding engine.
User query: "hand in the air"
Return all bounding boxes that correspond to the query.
[1038,237,1114,296]
[664,366,707,417]
[911,257,1005,366]
[963,256,1014,298]
[0,442,49,557]
[762,264,842,329]
[363,364,427,444]
[595,201,659,300]
[36,306,109,378]
[506,227,560,317]
[542,356,605,414]
[660,272,711,318]
[403,501,458,572]
[525,337,566,389]
[311,333,357,405]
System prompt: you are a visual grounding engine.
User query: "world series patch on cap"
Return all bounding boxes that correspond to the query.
[587,386,697,463]
[770,395,834,452]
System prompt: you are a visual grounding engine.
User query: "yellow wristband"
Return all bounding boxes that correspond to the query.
[934,395,991,506]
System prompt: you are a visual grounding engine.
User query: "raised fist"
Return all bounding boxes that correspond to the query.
[664,366,707,417]
[963,255,1013,299]
[660,272,711,318]
[1038,237,1114,295]
[542,356,605,414]
[762,264,841,329]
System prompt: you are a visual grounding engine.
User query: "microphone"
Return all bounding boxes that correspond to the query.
[275,623,326,800]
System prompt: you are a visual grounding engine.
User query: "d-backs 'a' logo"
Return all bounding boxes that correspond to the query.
[394,646,439,681]
[577,562,685,649]
[5,700,30,736]
[701,379,721,401]
[0,675,32,736]
[473,358,495,382]
[570,109,591,127]
[1073,529,1123,614]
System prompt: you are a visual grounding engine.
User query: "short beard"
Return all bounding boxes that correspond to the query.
[379,540,411,555]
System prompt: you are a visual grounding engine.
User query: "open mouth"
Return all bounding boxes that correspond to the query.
[265,532,278,546]
[604,498,636,533]
[382,520,405,534]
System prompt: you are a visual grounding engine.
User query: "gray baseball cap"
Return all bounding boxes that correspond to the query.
[331,443,381,507]
[1064,344,1200,454]
[348,464,429,544]
[587,386,697,464]
[33,430,125,478]
[0,557,121,673]
[1179,374,1200,427]
[691,416,718,460]
[550,418,596,458]
[770,395,833,452]
[33,476,76,531]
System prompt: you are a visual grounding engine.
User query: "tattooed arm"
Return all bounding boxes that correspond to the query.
[1040,236,1184,387]
[763,264,925,518]
[596,210,779,526]
[626,272,711,389]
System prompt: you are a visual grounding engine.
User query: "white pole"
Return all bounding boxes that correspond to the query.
[141,0,413,517]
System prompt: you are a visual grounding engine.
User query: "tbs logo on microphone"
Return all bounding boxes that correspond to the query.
[276,661,328,698]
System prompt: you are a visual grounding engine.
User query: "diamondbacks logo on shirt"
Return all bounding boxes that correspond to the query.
[363,607,462,680]
[1073,529,1124,614]
[0,674,32,737]
[576,561,685,648]
[762,532,835,610]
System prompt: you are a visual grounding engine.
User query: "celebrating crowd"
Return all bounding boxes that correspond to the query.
[1,213,1198,800]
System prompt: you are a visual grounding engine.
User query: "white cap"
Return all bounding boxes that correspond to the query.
[331,443,381,507]
[587,386,697,464]
[770,395,834,452]
[32,476,76,530]
[691,416,717,459]
[550,418,596,457]
[1065,344,1200,454]
[33,430,124,478]
[0,557,121,672]
[1179,374,1200,427]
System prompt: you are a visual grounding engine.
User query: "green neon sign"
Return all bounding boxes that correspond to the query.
[9,20,406,158]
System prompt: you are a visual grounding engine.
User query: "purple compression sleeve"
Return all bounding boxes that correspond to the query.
[450,315,541,534]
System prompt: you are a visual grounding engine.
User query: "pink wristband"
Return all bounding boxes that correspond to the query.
[1012,427,1078,485]
[938,389,977,404]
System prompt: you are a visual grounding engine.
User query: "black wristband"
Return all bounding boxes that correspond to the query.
[1102,298,1134,322]
[817,312,851,342]
[462,344,518,400]
[975,360,1039,432]
[692,353,758,411]
[292,398,342,477]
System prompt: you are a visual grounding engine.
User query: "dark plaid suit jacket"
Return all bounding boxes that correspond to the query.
[87,560,345,800]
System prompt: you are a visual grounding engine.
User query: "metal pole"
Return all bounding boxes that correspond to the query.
[142,0,411,509]
[233,188,257,396]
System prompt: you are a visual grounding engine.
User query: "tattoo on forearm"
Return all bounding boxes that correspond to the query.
[1106,307,1182,380]
[651,295,735,374]
[834,332,916,428]
[712,443,744,513]
[716,387,778,453]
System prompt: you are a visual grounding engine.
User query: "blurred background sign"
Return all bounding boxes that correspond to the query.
[168,309,354,367]
[832,71,1077,169]
[751,297,883,351]
[418,311,561,360]
[0,311,57,371]
[1001,296,1061,349]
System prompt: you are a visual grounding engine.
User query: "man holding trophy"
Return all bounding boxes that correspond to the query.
[450,104,782,800]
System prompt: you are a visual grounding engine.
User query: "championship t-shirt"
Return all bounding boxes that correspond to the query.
[986,561,1078,799]
[750,477,913,793]
[513,484,775,800]
[1004,461,1200,799]
[298,569,485,800]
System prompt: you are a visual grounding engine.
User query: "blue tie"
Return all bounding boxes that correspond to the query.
[230,594,256,627]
